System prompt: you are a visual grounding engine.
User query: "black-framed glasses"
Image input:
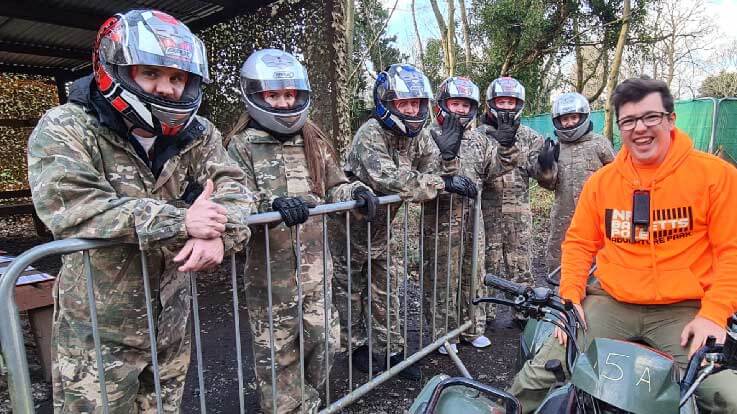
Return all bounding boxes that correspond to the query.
[617,112,671,131]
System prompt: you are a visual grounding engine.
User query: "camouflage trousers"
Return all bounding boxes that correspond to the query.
[544,204,574,273]
[244,272,339,414]
[52,307,191,413]
[330,204,404,356]
[422,195,486,343]
[483,204,534,320]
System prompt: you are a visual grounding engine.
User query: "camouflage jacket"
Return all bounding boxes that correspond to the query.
[549,132,615,223]
[227,127,362,294]
[479,124,557,211]
[344,118,458,202]
[28,83,255,343]
[427,123,519,187]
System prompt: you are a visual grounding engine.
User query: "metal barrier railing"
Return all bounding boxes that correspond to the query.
[0,192,482,413]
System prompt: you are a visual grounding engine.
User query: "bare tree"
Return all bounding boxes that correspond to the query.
[603,0,631,140]
[458,0,471,72]
[429,0,457,76]
[411,0,425,70]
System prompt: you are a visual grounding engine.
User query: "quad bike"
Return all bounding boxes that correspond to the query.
[409,274,737,414]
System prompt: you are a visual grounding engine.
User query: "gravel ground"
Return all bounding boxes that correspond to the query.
[0,187,553,413]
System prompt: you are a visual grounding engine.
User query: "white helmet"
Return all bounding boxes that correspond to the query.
[552,92,592,142]
[485,77,525,121]
[240,49,311,135]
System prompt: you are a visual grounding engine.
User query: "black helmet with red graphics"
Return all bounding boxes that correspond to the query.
[93,9,210,136]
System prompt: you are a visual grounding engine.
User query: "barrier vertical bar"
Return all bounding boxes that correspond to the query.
[296,224,306,409]
[432,197,440,341]
[230,253,246,414]
[457,201,466,325]
[83,251,109,414]
[445,194,454,336]
[190,272,207,412]
[402,206,409,359]
[322,215,330,405]
[418,202,425,349]
[385,207,392,369]
[264,225,278,414]
[140,253,164,413]
[345,212,353,390]
[470,193,481,340]
[366,220,373,380]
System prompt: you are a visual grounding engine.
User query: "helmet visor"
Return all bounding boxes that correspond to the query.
[242,78,311,95]
[99,10,210,82]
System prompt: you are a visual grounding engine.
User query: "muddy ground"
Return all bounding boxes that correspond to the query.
[0,187,553,413]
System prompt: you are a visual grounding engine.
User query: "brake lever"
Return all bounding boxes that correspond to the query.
[472,297,519,308]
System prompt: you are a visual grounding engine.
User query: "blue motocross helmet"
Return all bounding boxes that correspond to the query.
[374,64,433,137]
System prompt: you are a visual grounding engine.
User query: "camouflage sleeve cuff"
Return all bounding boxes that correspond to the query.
[135,204,189,251]
[440,158,460,176]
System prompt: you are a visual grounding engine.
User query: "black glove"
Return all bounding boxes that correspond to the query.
[272,197,310,227]
[352,186,379,222]
[488,111,519,148]
[443,175,478,199]
[538,137,560,171]
[430,113,464,160]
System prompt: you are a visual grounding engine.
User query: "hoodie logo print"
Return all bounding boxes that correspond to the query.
[605,207,693,244]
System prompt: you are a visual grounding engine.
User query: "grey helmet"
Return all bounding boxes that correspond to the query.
[240,49,311,135]
[552,92,592,142]
[485,77,525,121]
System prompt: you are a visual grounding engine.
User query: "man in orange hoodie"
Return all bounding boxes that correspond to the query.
[509,77,737,413]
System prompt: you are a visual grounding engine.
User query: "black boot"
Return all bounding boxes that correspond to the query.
[389,352,421,381]
[351,345,381,374]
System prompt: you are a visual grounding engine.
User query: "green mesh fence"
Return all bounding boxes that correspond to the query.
[715,99,737,163]
[521,98,719,152]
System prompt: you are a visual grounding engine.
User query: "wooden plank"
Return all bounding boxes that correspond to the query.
[28,306,53,382]
[14,280,55,311]
[0,203,35,217]
[0,189,31,199]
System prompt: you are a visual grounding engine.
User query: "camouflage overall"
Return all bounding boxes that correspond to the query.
[331,118,457,356]
[545,132,614,271]
[422,124,518,343]
[227,126,362,413]
[479,124,556,319]
[28,78,254,413]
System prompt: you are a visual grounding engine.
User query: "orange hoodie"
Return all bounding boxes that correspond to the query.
[560,128,737,327]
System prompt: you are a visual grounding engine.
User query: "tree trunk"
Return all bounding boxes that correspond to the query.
[575,17,584,92]
[459,0,471,73]
[603,0,631,142]
[447,0,456,76]
[429,0,450,75]
[345,0,354,65]
[411,0,425,69]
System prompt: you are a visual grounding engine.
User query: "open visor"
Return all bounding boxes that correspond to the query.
[379,71,433,101]
[99,10,210,82]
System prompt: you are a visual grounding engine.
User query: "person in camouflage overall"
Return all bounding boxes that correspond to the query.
[27,10,255,413]
[422,77,519,355]
[331,64,477,380]
[224,49,379,414]
[545,92,615,272]
[479,77,558,321]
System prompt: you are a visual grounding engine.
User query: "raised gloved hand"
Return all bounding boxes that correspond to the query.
[352,186,379,222]
[272,197,310,227]
[443,175,478,199]
[488,111,519,148]
[538,137,560,171]
[431,113,464,160]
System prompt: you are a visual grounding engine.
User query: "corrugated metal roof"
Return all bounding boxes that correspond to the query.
[0,0,277,78]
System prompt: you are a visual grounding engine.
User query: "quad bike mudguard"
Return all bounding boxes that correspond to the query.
[519,319,556,370]
[570,338,682,414]
[409,374,518,414]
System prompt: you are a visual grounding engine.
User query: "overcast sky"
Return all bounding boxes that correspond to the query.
[380,0,737,66]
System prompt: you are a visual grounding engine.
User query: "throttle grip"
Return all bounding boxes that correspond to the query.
[483,274,528,296]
